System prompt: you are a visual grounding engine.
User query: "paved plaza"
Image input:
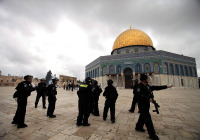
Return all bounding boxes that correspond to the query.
[0,87,200,140]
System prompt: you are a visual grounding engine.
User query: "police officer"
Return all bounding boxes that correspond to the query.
[103,79,118,123]
[135,74,173,140]
[76,77,92,126]
[47,78,59,118]
[12,75,36,128]
[92,80,102,116]
[35,78,47,109]
[129,79,139,113]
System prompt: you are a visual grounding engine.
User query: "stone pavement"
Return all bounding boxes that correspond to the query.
[0,87,200,140]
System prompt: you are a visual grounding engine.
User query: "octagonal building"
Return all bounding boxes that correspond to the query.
[85,27,198,89]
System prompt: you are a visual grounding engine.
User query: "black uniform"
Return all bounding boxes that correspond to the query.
[35,82,46,108]
[47,84,57,116]
[77,84,92,125]
[92,85,102,116]
[129,83,139,112]
[136,82,167,136]
[13,81,35,126]
[103,85,118,121]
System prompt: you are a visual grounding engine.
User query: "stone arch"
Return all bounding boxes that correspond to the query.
[123,67,133,89]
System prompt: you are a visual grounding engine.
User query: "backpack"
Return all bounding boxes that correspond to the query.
[13,91,19,98]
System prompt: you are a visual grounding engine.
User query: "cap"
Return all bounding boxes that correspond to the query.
[24,75,33,80]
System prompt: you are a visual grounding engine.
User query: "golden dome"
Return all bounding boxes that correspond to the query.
[112,29,155,53]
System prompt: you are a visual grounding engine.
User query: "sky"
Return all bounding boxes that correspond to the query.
[0,0,200,80]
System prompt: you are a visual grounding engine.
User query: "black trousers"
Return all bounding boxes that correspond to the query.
[13,98,27,125]
[47,97,56,116]
[136,110,155,135]
[77,99,90,124]
[103,99,116,121]
[35,92,46,107]
[130,94,138,111]
[93,96,100,115]
[89,96,94,113]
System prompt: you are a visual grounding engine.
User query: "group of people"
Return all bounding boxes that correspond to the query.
[76,77,118,126]
[63,82,79,91]
[76,75,172,140]
[12,75,59,128]
[11,74,172,140]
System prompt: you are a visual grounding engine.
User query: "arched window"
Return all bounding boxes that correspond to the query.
[193,67,197,77]
[163,63,168,74]
[144,63,150,72]
[180,65,184,76]
[175,64,179,75]
[135,63,141,73]
[109,65,114,74]
[103,66,107,75]
[184,66,188,76]
[89,71,91,78]
[154,63,159,73]
[169,64,174,75]
[95,69,97,77]
[97,67,99,77]
[116,65,121,74]
[189,67,193,77]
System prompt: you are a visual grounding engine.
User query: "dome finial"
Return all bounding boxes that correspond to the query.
[130,24,132,29]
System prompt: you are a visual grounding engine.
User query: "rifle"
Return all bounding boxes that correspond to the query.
[152,99,160,114]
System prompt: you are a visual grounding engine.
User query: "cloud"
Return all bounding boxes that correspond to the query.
[0,0,200,80]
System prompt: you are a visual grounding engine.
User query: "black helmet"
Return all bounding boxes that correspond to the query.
[40,78,45,81]
[93,80,98,85]
[107,79,113,85]
[85,77,92,84]
[140,74,148,81]
[24,75,33,80]
[52,78,59,83]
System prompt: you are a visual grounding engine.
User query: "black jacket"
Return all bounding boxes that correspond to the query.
[137,82,167,110]
[92,85,102,97]
[47,84,57,100]
[103,85,118,100]
[133,83,139,95]
[15,81,35,99]
[77,84,92,99]
[37,82,46,94]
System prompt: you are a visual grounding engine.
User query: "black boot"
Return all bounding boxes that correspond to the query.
[17,124,28,128]
[82,123,90,126]
[11,121,18,124]
[149,134,159,140]
[135,127,145,132]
